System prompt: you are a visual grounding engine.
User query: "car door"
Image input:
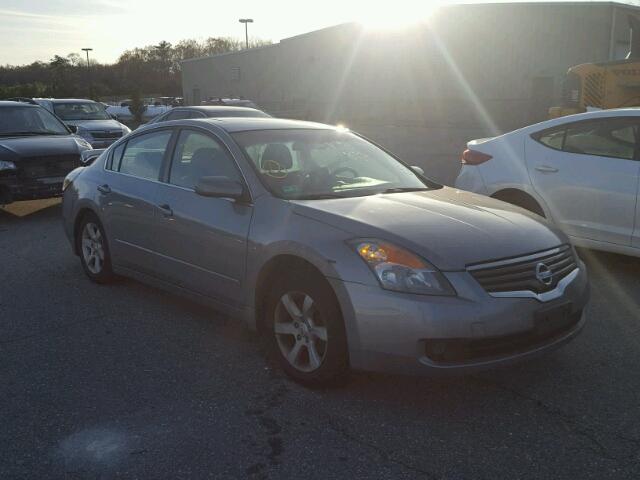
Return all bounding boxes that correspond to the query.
[99,129,174,274]
[153,127,253,307]
[525,117,640,246]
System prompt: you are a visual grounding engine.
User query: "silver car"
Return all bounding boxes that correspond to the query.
[35,98,131,148]
[61,117,590,385]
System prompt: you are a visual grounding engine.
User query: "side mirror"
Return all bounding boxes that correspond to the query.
[68,125,78,134]
[195,176,245,200]
[411,165,425,176]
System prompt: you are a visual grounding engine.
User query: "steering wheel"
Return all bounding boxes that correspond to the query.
[332,166,358,180]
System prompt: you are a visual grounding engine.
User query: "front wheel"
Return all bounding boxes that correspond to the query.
[266,271,349,386]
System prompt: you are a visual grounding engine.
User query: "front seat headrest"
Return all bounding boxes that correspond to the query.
[261,143,293,170]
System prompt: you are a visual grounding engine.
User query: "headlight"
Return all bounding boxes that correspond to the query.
[74,136,93,149]
[352,240,455,296]
[81,149,105,165]
[0,160,17,171]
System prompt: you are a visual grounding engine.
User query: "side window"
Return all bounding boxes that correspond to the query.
[165,110,192,121]
[537,128,565,150]
[188,111,206,119]
[118,130,172,180]
[168,130,241,189]
[108,142,125,171]
[564,120,637,160]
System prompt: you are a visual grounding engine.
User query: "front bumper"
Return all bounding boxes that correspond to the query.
[0,175,64,203]
[330,260,589,376]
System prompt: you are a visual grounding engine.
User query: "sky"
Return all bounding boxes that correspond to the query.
[0,0,637,65]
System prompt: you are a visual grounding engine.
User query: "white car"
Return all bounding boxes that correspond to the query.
[455,108,640,257]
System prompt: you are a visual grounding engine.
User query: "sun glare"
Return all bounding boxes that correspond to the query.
[357,2,440,30]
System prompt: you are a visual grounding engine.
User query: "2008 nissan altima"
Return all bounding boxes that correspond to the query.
[62,117,590,385]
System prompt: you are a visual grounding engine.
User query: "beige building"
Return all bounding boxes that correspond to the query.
[181,2,640,184]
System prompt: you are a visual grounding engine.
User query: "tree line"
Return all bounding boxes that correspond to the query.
[0,37,270,100]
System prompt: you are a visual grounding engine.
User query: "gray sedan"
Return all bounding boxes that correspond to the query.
[61,117,590,385]
[144,106,270,126]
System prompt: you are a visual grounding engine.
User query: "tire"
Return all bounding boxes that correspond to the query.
[76,212,116,284]
[265,269,349,386]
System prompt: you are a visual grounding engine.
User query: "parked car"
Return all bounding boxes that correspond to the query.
[62,117,589,385]
[455,108,640,257]
[202,97,258,108]
[0,101,92,204]
[143,106,271,127]
[105,102,172,125]
[34,98,131,148]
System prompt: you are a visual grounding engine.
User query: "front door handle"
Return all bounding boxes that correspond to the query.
[158,203,173,217]
[97,184,111,194]
[535,165,559,173]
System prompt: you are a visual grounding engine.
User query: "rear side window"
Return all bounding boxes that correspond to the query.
[117,130,172,180]
[564,122,636,160]
[533,118,639,160]
[537,129,565,150]
[107,143,125,170]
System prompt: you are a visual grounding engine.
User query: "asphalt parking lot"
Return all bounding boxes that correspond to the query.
[1,200,639,479]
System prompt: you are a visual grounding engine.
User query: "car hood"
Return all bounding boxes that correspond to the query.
[0,135,83,160]
[64,119,123,130]
[292,186,567,271]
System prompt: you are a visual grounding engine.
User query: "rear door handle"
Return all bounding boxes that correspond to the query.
[535,165,559,173]
[97,184,111,194]
[158,203,173,217]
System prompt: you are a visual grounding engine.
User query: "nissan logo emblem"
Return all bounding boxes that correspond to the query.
[535,262,553,286]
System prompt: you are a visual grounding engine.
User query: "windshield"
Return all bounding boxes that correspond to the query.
[0,106,70,136]
[53,102,111,121]
[232,129,431,199]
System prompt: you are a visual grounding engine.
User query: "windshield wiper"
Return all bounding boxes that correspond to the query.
[379,187,430,194]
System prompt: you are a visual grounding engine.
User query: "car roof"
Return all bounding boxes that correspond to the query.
[180,106,264,114]
[494,107,640,141]
[189,117,338,133]
[0,101,40,108]
[39,98,96,104]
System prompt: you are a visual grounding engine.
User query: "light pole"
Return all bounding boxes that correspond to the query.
[238,19,253,49]
[81,48,93,98]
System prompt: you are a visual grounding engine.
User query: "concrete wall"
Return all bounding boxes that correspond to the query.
[182,2,638,185]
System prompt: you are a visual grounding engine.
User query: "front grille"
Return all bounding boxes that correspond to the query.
[18,155,80,179]
[468,245,577,294]
[90,130,122,140]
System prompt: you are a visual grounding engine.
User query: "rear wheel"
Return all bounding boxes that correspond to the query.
[77,213,116,284]
[266,270,349,386]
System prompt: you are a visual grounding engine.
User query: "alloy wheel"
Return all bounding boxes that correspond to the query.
[81,222,105,275]
[274,291,328,372]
